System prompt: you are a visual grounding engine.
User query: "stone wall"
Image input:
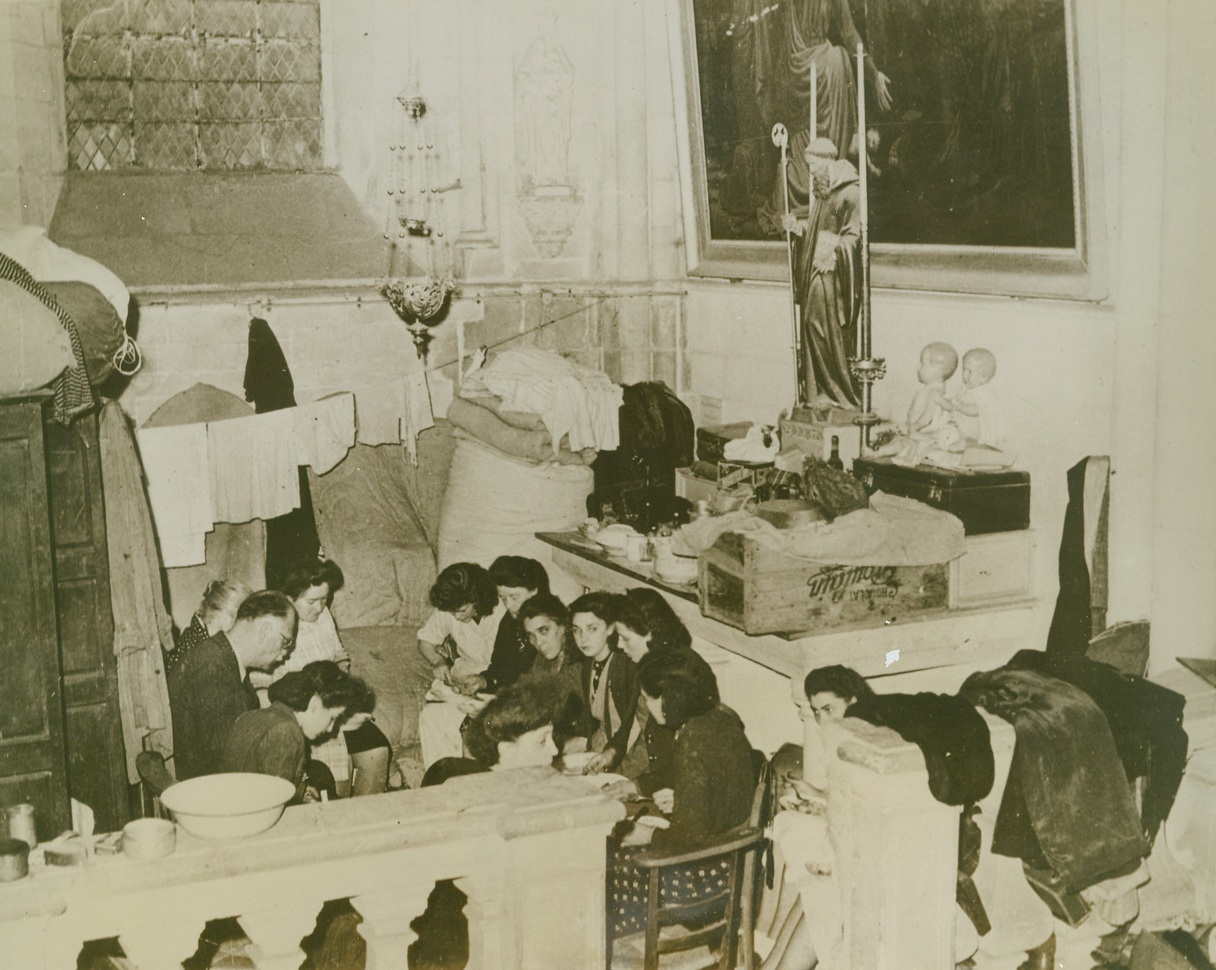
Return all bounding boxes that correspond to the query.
[0,0,66,226]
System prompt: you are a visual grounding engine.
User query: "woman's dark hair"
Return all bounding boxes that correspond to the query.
[429,562,498,618]
[489,556,549,595]
[568,591,622,625]
[279,557,345,601]
[464,677,560,766]
[637,649,718,730]
[803,665,874,706]
[516,592,569,629]
[236,589,296,622]
[268,660,364,713]
[616,587,692,652]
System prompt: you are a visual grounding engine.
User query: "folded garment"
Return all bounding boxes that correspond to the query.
[458,391,547,431]
[447,396,595,466]
[462,347,622,453]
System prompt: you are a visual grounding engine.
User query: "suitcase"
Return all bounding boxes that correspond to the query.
[852,457,1030,536]
[696,422,753,464]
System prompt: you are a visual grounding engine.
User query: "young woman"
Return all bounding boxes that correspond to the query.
[612,587,692,663]
[611,588,708,794]
[607,649,755,940]
[167,578,251,672]
[417,563,502,767]
[516,593,594,752]
[569,592,643,775]
[463,556,550,696]
[272,557,393,796]
[803,664,874,723]
[224,661,366,802]
[417,562,502,685]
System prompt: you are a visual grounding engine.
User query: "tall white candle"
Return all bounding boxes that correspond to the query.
[810,67,818,145]
[856,42,870,359]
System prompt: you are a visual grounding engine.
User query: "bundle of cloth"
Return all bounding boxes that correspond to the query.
[0,226,133,396]
[449,347,623,466]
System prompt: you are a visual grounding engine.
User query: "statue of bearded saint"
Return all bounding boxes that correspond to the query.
[782,139,864,408]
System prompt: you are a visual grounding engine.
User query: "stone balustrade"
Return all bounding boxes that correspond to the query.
[0,767,623,970]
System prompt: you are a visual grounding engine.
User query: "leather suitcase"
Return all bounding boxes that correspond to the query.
[696,422,753,464]
[852,457,1030,535]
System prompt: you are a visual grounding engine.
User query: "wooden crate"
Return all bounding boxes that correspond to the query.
[698,531,950,636]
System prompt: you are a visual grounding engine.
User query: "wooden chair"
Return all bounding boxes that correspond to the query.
[135,750,175,819]
[610,758,774,970]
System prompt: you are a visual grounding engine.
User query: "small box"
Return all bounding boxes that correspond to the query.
[852,457,1030,535]
[778,414,862,471]
[948,530,1035,609]
[698,531,950,636]
[696,422,753,464]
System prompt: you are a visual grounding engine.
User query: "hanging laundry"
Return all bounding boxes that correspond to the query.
[136,423,213,568]
[208,409,300,524]
[355,377,406,445]
[293,392,356,474]
[244,316,320,587]
[402,371,435,464]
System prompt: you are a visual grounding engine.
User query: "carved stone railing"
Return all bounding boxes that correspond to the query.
[804,708,1049,970]
[0,767,623,969]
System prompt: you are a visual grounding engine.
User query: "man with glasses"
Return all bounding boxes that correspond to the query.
[168,590,298,780]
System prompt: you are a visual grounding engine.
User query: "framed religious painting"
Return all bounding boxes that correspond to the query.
[671,0,1108,300]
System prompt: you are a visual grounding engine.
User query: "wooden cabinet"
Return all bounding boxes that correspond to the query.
[0,396,72,841]
[0,396,128,840]
[46,413,127,832]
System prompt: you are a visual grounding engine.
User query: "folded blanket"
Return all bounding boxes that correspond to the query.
[458,391,547,431]
[447,396,596,466]
[673,491,966,567]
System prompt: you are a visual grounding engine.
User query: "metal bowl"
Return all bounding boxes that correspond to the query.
[160,773,295,840]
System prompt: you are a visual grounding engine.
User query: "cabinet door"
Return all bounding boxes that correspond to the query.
[45,414,128,832]
[0,399,71,840]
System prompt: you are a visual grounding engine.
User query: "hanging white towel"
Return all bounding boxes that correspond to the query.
[136,423,214,568]
[402,372,435,465]
[208,409,299,523]
[355,379,405,445]
[294,392,356,474]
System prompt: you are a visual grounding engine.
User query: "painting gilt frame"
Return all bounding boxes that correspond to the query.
[669,0,1108,301]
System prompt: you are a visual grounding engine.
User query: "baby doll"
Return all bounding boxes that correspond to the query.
[872,342,959,466]
[946,347,1003,447]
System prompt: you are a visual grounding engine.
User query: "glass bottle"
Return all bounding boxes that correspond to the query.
[827,436,844,471]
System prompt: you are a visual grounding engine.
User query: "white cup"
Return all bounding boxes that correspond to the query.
[625,534,647,562]
[122,818,176,861]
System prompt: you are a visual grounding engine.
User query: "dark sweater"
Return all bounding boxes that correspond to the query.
[652,705,754,851]
[167,631,258,780]
[480,612,533,694]
[580,651,641,769]
[223,701,307,800]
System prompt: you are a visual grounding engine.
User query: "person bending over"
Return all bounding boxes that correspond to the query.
[224,660,365,802]
[168,590,297,780]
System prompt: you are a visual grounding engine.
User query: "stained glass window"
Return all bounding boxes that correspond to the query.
[63,0,322,172]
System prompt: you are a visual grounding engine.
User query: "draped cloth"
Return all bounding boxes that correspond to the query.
[98,401,175,782]
[0,252,95,424]
[959,667,1147,893]
[244,317,320,588]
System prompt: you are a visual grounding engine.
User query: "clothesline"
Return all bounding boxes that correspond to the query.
[422,293,618,376]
